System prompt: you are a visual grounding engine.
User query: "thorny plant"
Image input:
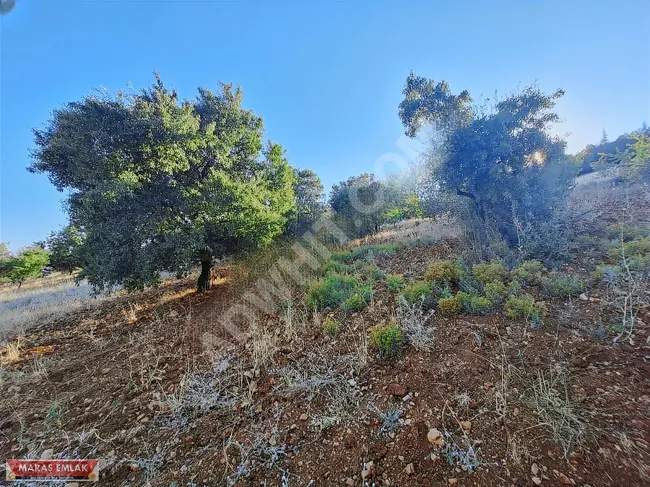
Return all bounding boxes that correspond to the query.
[369,403,404,436]
[396,295,436,351]
[159,355,244,427]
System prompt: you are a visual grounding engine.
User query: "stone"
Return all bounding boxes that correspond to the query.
[532,477,542,486]
[347,379,357,387]
[579,293,588,301]
[387,383,407,397]
[460,420,471,431]
[405,463,415,475]
[427,428,444,446]
[346,479,355,486]
[300,413,308,421]
[531,463,540,476]
[448,479,457,485]
[557,473,572,485]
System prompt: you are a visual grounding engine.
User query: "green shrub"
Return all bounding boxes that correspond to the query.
[306,273,363,310]
[455,292,492,315]
[472,261,509,284]
[322,260,353,275]
[504,294,547,323]
[606,223,650,242]
[386,274,405,292]
[354,262,386,281]
[323,318,341,335]
[507,280,523,296]
[342,292,369,311]
[330,250,353,263]
[437,296,460,316]
[370,323,404,359]
[401,281,433,306]
[484,281,508,305]
[424,260,460,285]
[512,259,545,286]
[542,274,583,298]
[349,242,404,262]
[607,237,650,262]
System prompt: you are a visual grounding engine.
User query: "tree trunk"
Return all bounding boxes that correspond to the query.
[197,260,212,292]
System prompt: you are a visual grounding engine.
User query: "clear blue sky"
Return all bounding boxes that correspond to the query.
[1,0,649,251]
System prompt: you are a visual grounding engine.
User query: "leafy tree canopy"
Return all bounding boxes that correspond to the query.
[329,173,385,238]
[29,75,296,291]
[286,168,325,236]
[44,224,85,274]
[400,73,574,247]
[5,247,50,287]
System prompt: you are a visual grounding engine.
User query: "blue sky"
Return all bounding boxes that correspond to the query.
[1,0,649,251]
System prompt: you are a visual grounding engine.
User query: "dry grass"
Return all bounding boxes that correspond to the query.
[352,216,461,247]
[0,337,22,365]
[531,366,585,456]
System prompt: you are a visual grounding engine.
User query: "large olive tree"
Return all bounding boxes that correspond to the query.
[399,73,575,254]
[29,75,296,291]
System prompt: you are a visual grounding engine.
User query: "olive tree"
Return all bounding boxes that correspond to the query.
[399,73,575,260]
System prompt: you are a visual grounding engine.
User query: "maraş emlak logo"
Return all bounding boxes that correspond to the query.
[5,459,100,482]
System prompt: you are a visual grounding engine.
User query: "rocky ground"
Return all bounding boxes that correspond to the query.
[1,225,649,487]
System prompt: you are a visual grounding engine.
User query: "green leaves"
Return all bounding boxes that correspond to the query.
[30,76,297,291]
[3,247,50,287]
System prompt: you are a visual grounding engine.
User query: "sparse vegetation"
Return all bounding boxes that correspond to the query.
[386,274,405,292]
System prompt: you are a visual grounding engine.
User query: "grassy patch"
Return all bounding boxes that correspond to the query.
[306,274,370,311]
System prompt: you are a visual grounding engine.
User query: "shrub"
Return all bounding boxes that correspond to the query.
[484,281,508,305]
[472,261,509,284]
[323,318,340,335]
[322,260,354,275]
[424,260,460,285]
[306,273,364,310]
[512,260,545,286]
[330,250,353,263]
[397,296,436,351]
[456,293,493,315]
[507,280,523,296]
[542,274,583,298]
[349,242,403,262]
[370,323,404,359]
[606,223,650,242]
[438,296,460,316]
[607,237,650,262]
[401,281,433,305]
[354,262,386,281]
[386,274,405,292]
[342,292,369,312]
[505,294,547,323]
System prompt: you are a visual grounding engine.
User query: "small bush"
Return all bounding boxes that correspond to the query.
[342,292,369,312]
[512,260,545,286]
[330,250,353,263]
[455,292,492,315]
[322,260,354,275]
[354,262,386,281]
[505,294,547,323]
[386,274,405,292]
[507,280,523,296]
[306,274,364,310]
[424,260,460,285]
[607,237,650,262]
[323,318,341,335]
[606,223,650,242]
[349,242,403,261]
[542,274,583,298]
[484,281,508,305]
[438,296,460,316]
[370,323,404,359]
[401,281,433,305]
[472,261,509,284]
